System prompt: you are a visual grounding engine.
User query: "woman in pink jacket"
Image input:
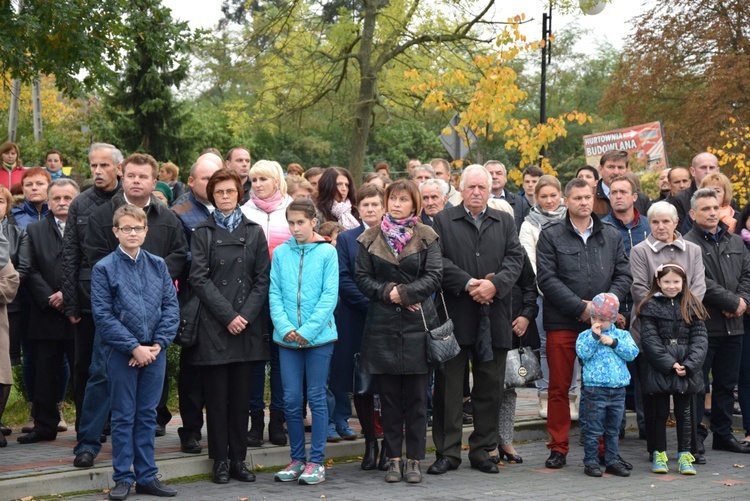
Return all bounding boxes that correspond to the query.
[241,160,294,447]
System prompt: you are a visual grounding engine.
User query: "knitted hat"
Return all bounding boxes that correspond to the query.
[154,181,173,205]
[589,293,619,322]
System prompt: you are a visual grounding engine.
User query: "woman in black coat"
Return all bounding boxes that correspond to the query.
[497,252,539,463]
[355,180,442,484]
[189,170,270,484]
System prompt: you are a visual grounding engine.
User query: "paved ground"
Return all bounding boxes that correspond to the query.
[64,432,750,501]
[2,388,749,500]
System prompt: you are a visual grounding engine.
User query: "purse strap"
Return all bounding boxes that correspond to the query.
[420,290,449,331]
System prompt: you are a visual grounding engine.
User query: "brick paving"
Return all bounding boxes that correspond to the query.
[2,388,749,500]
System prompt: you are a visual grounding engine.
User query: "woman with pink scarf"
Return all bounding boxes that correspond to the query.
[241,160,294,448]
[315,168,359,230]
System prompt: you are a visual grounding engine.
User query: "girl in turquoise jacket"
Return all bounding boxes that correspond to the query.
[269,198,338,485]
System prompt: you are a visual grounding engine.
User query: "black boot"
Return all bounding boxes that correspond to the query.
[212,459,230,484]
[268,410,287,446]
[247,410,265,447]
[378,439,389,471]
[361,440,379,470]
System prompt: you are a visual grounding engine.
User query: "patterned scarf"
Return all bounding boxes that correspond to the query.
[331,199,359,230]
[251,190,283,214]
[380,213,418,257]
[213,206,243,233]
[47,169,63,180]
[525,203,567,230]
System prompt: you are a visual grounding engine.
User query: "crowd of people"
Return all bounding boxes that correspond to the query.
[1,139,750,499]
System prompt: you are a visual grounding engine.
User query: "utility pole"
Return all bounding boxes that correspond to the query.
[32,80,43,142]
[539,2,552,157]
[7,80,20,143]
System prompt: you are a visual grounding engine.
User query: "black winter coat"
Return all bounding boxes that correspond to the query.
[355,223,442,375]
[26,214,71,340]
[537,213,632,333]
[187,216,270,366]
[510,252,539,350]
[684,222,750,337]
[84,192,188,280]
[2,220,30,313]
[62,183,121,316]
[433,205,524,349]
[638,295,708,395]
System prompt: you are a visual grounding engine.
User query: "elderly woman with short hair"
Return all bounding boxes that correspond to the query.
[629,200,707,463]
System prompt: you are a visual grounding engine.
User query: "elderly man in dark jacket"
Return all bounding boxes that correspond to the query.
[62,142,122,435]
[536,177,632,469]
[73,153,187,468]
[428,165,524,475]
[684,188,750,454]
[16,179,79,444]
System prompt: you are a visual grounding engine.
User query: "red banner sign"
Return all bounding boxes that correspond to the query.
[583,121,668,172]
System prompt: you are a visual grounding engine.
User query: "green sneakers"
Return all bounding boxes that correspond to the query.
[274,461,306,482]
[677,451,697,475]
[298,462,326,485]
[652,451,668,474]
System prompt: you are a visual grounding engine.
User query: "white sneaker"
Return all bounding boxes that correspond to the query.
[57,403,68,432]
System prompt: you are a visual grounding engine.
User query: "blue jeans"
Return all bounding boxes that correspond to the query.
[107,347,165,485]
[249,338,284,412]
[327,387,352,432]
[74,330,110,457]
[580,386,625,467]
[279,343,334,465]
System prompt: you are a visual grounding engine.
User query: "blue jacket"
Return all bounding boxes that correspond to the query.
[576,324,638,388]
[270,235,339,348]
[91,247,180,356]
[11,199,49,230]
[602,209,651,256]
[171,192,211,248]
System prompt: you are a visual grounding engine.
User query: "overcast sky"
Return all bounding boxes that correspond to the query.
[162,0,655,54]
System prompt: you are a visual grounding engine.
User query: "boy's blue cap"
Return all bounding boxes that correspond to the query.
[590,293,619,322]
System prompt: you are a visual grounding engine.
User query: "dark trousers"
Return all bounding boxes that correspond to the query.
[698,336,742,442]
[738,316,750,436]
[156,364,171,427]
[651,392,692,452]
[177,348,204,441]
[433,347,506,466]
[378,373,429,460]
[73,314,95,431]
[31,338,75,436]
[202,362,253,462]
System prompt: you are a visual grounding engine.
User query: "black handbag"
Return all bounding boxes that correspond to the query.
[423,291,461,365]
[175,294,201,347]
[504,337,542,389]
[353,353,377,395]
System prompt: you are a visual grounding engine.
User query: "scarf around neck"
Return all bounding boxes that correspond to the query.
[251,190,283,214]
[331,198,359,230]
[526,204,567,229]
[381,213,418,257]
[213,206,243,233]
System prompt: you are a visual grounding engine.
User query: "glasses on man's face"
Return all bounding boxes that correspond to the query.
[214,188,238,197]
[116,226,146,234]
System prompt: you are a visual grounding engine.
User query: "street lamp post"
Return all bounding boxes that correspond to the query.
[539,2,553,157]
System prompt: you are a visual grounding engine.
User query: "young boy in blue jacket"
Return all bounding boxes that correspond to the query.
[91,205,180,500]
[575,293,638,479]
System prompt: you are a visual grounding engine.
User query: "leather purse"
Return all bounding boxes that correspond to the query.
[504,337,542,389]
[175,295,201,347]
[352,353,377,395]
[423,290,461,365]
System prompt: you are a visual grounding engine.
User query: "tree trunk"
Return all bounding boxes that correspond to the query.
[348,0,378,184]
